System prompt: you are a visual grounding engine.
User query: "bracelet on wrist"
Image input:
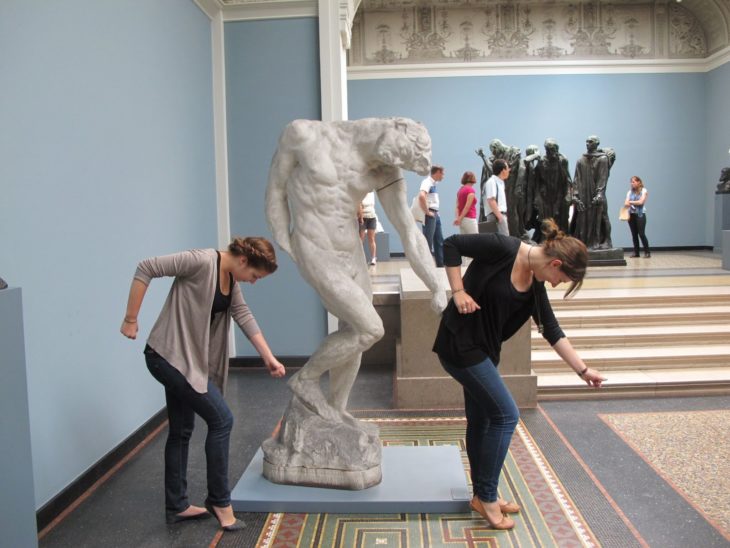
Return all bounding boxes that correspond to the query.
[577,366,588,378]
[452,288,464,294]
[124,318,137,324]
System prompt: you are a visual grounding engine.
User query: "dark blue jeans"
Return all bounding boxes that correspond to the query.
[440,356,519,502]
[145,351,233,513]
[423,212,444,267]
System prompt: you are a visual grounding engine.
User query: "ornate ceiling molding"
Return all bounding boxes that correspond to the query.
[349,1,730,70]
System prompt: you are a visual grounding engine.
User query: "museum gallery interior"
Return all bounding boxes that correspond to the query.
[2,0,730,546]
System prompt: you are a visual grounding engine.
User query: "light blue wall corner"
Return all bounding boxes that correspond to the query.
[225,18,325,357]
[349,72,708,251]
[0,0,217,508]
[706,62,730,244]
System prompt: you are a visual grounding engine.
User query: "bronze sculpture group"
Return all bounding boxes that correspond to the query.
[477,135,617,251]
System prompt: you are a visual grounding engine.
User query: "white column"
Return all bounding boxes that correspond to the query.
[318,0,349,122]
[319,0,359,332]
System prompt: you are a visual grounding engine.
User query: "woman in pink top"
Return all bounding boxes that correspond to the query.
[454,171,478,234]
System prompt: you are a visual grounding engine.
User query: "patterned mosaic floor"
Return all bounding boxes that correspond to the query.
[242,417,604,547]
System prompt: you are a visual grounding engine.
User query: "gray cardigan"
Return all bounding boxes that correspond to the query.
[135,248,261,394]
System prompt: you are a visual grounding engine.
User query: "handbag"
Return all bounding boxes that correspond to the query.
[478,219,498,233]
[618,205,629,221]
[411,196,425,224]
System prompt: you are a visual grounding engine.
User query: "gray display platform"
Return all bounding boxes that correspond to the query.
[231,445,470,514]
[0,288,38,548]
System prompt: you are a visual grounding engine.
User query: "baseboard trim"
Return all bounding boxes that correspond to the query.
[36,408,167,534]
[230,356,309,368]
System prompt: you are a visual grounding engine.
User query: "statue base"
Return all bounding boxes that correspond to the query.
[261,395,382,490]
[587,247,626,266]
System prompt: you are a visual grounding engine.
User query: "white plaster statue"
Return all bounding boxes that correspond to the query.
[262,117,447,489]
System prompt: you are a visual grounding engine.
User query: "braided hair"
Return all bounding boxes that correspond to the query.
[228,237,278,274]
[540,219,587,298]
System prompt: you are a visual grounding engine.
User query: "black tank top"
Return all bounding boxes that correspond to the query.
[211,251,232,320]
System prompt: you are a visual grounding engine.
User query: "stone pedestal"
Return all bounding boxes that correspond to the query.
[261,395,381,490]
[723,231,730,271]
[395,268,537,409]
[587,247,626,266]
[0,288,38,548]
[715,194,730,251]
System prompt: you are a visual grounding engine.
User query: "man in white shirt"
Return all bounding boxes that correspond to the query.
[419,165,445,266]
[483,158,510,235]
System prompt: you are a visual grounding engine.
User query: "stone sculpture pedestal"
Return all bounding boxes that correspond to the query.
[395,268,537,409]
[715,193,730,252]
[0,288,38,548]
[261,395,382,490]
[587,247,626,266]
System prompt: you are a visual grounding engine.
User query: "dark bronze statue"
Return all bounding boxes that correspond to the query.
[716,167,730,194]
[476,139,527,239]
[533,138,572,236]
[570,135,615,250]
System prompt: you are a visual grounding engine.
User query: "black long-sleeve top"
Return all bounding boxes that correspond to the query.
[433,233,565,367]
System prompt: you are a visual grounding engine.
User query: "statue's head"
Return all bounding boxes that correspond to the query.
[374,118,432,175]
[586,135,600,153]
[526,144,539,156]
[720,167,730,183]
[489,138,506,156]
[544,138,559,157]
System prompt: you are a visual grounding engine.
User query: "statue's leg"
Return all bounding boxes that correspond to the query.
[288,246,382,422]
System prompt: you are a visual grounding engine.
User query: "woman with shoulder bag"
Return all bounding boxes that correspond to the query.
[625,176,651,258]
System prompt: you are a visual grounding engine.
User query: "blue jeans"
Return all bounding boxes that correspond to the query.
[440,356,519,502]
[145,350,233,512]
[423,212,444,267]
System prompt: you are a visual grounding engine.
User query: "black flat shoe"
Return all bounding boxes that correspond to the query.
[165,508,211,524]
[630,254,640,258]
[204,499,246,531]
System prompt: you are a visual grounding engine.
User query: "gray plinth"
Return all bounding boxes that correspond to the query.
[0,288,38,548]
[363,232,390,262]
[231,445,470,513]
[715,194,730,251]
[396,268,537,409]
[723,231,730,270]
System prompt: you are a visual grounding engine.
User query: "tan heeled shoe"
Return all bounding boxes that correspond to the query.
[469,497,515,530]
[471,495,520,515]
[498,500,521,514]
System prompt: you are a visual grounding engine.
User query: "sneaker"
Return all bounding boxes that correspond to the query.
[369,257,377,265]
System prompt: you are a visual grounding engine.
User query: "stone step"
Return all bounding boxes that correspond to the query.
[537,367,730,400]
[546,285,730,310]
[551,305,730,328]
[531,324,730,349]
[531,344,730,372]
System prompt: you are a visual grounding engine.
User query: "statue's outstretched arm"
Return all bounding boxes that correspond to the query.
[265,146,295,258]
[377,175,447,314]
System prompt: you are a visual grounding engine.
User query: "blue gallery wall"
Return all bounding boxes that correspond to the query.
[0,1,217,508]
[225,18,325,357]
[349,72,708,251]
[706,62,730,244]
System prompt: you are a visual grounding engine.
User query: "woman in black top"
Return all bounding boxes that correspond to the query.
[434,220,605,530]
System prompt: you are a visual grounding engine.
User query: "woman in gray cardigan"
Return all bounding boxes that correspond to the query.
[121,237,285,531]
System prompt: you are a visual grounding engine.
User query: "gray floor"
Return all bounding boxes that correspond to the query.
[38,365,730,547]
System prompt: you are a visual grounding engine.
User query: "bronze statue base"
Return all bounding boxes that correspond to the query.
[587,247,627,267]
